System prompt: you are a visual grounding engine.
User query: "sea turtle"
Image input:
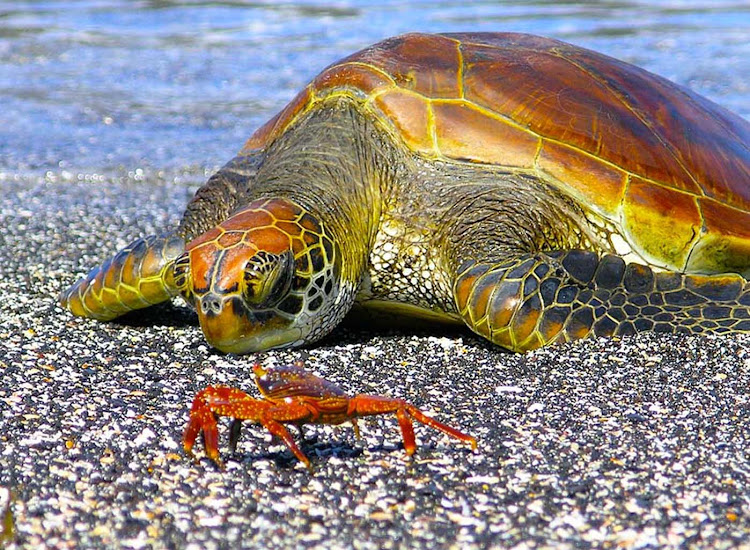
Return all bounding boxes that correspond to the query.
[60,32,750,354]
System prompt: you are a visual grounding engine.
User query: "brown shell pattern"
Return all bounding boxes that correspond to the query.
[241,32,750,273]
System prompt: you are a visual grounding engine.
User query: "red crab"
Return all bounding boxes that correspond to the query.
[183,361,477,470]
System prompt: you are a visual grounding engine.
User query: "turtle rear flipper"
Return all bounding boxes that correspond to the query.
[453,250,750,352]
[60,234,185,320]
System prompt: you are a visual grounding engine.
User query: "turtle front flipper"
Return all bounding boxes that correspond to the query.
[60,234,185,320]
[453,250,750,352]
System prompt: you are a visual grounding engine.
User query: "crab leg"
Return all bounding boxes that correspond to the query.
[183,386,254,468]
[395,408,417,455]
[261,417,312,470]
[347,395,477,455]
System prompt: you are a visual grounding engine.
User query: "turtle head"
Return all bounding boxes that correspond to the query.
[173,198,341,353]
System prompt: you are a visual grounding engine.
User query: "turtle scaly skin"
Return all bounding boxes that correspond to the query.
[60,234,185,320]
[453,252,750,351]
[60,33,750,353]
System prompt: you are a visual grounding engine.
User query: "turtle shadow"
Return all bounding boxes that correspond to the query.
[115,302,198,329]
[316,314,509,353]
[315,310,472,347]
[105,300,505,353]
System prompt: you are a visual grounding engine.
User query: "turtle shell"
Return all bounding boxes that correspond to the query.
[242,32,750,275]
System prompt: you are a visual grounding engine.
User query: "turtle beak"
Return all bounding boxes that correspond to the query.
[198,293,225,317]
[195,295,301,353]
[195,294,243,350]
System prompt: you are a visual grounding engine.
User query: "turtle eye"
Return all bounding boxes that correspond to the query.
[242,249,294,309]
[172,253,191,293]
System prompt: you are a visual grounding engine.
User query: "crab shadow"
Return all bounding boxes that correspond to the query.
[221,431,363,470]
[238,443,365,470]
[229,438,457,471]
[224,426,477,471]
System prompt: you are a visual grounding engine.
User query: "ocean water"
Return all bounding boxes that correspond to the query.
[0,0,748,177]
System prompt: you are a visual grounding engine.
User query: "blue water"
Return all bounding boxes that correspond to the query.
[1,1,748,176]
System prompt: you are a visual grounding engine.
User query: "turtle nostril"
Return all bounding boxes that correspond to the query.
[200,295,223,316]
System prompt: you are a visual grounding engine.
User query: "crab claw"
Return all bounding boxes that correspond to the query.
[182,384,315,471]
[183,387,233,469]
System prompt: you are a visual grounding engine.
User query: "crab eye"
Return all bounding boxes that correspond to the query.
[172,253,191,293]
[242,249,294,308]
